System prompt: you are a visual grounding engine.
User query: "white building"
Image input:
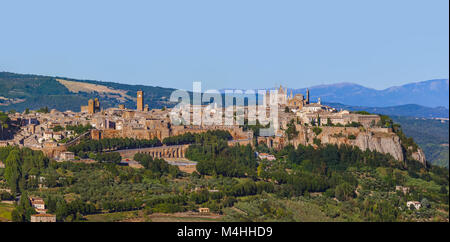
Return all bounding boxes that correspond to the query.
[407,201,422,210]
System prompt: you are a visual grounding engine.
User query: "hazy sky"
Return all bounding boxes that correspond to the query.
[0,0,448,90]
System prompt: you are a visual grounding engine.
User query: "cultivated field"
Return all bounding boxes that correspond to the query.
[0,202,14,222]
[84,211,222,222]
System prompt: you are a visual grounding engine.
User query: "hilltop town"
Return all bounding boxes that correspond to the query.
[0,85,426,166]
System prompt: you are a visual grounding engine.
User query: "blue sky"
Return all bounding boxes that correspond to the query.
[0,0,448,90]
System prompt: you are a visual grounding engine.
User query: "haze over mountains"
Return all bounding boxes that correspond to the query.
[0,72,448,118]
[325,103,449,119]
[290,79,449,108]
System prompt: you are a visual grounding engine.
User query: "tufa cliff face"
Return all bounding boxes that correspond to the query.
[353,132,404,162]
[291,126,426,165]
[410,147,427,165]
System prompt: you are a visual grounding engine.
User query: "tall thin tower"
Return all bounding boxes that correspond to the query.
[306,89,310,104]
[137,90,144,111]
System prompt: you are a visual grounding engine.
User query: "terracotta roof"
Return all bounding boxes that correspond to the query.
[32,214,55,217]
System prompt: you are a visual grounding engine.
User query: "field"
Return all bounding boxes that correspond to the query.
[84,210,144,222]
[0,202,14,222]
[165,158,198,174]
[84,211,222,222]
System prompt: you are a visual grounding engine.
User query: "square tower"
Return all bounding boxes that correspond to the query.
[88,99,95,114]
[94,98,101,112]
[137,90,144,111]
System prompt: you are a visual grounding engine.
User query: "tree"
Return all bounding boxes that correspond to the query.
[11,209,22,222]
[440,186,448,194]
[335,182,355,201]
[421,198,430,209]
[12,191,36,222]
[285,119,299,140]
[37,106,49,113]
[312,127,322,135]
[0,112,10,134]
[4,150,22,194]
[56,200,69,221]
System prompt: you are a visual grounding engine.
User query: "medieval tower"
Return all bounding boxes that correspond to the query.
[137,90,144,111]
[306,88,310,104]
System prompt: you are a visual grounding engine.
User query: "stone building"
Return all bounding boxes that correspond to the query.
[60,151,75,161]
[407,201,422,210]
[199,208,210,213]
[30,214,56,222]
[80,98,101,114]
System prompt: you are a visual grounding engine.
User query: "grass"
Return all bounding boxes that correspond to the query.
[282,197,336,222]
[84,210,223,222]
[406,177,441,194]
[0,202,14,222]
[148,213,222,222]
[84,210,141,222]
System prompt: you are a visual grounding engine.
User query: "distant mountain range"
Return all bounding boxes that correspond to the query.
[290,79,449,108]
[1,72,449,118]
[325,103,449,119]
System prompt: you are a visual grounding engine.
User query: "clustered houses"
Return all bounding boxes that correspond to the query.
[29,197,56,222]
[2,109,88,150]
[1,90,253,160]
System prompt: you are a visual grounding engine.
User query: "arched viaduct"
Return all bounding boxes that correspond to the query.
[117,144,190,160]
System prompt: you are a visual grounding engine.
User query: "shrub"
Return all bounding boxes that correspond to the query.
[312,127,322,135]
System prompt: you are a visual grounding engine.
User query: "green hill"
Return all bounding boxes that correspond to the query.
[392,116,449,168]
[0,72,177,112]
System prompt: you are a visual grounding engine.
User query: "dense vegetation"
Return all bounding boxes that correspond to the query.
[0,111,20,140]
[0,147,49,194]
[65,124,93,135]
[184,131,257,177]
[0,112,11,139]
[134,153,181,178]
[162,130,232,146]
[68,137,162,158]
[0,113,448,222]
[0,72,177,112]
[392,116,449,168]
[0,140,448,222]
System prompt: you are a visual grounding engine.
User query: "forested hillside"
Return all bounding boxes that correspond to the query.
[0,72,176,112]
[0,131,448,222]
[393,116,449,168]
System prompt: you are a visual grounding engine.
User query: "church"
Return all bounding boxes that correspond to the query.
[265,85,321,110]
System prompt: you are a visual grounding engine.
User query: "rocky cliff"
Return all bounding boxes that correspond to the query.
[410,148,427,165]
[291,126,426,165]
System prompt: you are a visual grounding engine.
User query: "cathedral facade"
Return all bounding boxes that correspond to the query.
[265,85,312,110]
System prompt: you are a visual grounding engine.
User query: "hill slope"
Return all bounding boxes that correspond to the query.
[0,72,176,112]
[392,116,449,168]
